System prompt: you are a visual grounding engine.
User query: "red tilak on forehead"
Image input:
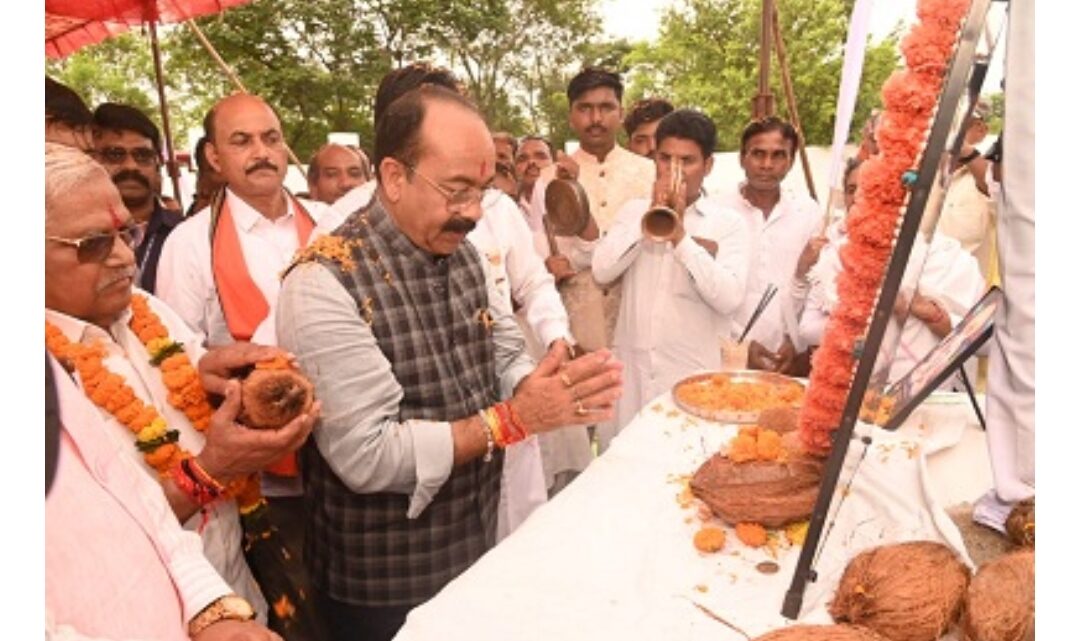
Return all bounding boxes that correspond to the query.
[480,160,487,177]
[108,206,123,229]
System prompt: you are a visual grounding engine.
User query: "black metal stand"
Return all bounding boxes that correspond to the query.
[781,0,994,619]
[958,365,987,431]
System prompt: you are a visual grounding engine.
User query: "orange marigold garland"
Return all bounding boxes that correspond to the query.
[797,0,972,455]
[46,297,261,509]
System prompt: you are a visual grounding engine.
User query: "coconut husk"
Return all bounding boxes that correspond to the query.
[757,406,799,433]
[1004,499,1034,548]
[750,623,889,641]
[829,541,970,641]
[240,368,315,429]
[961,549,1034,641]
[690,449,823,528]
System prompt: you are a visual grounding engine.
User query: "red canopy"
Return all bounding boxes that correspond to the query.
[45,0,251,59]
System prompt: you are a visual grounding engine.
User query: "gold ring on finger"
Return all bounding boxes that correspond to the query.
[575,400,587,416]
[561,373,573,388]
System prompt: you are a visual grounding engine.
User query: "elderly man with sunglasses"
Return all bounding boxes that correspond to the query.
[92,102,184,295]
[275,85,623,641]
[44,142,319,635]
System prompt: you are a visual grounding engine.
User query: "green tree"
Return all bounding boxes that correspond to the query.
[47,33,172,134]
[626,0,901,151]
[49,0,604,158]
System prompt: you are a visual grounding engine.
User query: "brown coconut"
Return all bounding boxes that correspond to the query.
[751,624,889,641]
[1004,499,1034,548]
[240,368,315,429]
[690,447,823,528]
[961,549,1034,641]
[829,541,970,641]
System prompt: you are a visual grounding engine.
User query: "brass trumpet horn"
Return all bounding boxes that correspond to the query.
[642,156,684,242]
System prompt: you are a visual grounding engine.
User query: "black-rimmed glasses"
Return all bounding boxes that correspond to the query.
[46,223,144,264]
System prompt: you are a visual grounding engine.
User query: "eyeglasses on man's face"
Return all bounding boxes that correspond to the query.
[400,160,486,212]
[46,222,144,264]
[97,146,160,168]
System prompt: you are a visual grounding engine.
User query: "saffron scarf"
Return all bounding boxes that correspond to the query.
[210,189,315,476]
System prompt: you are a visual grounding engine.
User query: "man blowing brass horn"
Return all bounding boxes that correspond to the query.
[642,156,686,241]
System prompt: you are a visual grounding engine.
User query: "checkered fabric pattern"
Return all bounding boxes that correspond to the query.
[301,200,503,607]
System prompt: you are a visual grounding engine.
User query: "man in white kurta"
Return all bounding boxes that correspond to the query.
[714,118,821,372]
[593,110,750,439]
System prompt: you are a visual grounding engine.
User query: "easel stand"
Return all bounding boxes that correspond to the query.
[781,0,994,619]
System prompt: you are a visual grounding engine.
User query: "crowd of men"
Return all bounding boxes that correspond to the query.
[44,61,996,641]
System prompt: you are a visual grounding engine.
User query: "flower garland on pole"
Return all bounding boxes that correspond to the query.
[797,0,973,456]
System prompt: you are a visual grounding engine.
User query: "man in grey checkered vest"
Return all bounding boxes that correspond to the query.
[276,85,624,641]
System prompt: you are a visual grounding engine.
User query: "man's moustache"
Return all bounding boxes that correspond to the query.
[112,170,150,189]
[97,268,137,292]
[246,160,279,174]
[442,217,477,234]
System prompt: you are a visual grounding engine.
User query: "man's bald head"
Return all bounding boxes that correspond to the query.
[308,142,371,204]
[203,93,289,201]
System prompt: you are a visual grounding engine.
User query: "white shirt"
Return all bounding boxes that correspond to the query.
[592,195,749,431]
[715,183,820,352]
[156,188,331,347]
[46,294,268,619]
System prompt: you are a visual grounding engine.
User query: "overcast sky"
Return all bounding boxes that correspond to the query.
[598,0,915,42]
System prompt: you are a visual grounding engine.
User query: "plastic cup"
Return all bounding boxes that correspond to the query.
[721,338,749,371]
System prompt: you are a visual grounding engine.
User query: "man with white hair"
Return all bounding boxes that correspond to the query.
[44,142,318,634]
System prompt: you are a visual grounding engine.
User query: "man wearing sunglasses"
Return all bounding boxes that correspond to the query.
[92,102,184,295]
[45,142,319,636]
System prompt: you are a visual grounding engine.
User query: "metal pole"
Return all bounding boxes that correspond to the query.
[752,0,776,118]
[148,21,184,210]
[772,5,817,201]
[184,19,307,178]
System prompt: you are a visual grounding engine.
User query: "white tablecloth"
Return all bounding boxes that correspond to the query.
[394,391,990,641]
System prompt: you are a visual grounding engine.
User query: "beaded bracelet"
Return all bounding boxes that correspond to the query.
[477,410,497,463]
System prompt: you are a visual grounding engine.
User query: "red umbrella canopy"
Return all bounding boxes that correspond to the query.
[45,0,252,58]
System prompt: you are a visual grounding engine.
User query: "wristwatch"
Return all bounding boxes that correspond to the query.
[188,594,256,637]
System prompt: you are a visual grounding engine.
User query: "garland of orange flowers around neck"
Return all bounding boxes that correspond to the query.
[797,0,972,456]
[45,293,261,510]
